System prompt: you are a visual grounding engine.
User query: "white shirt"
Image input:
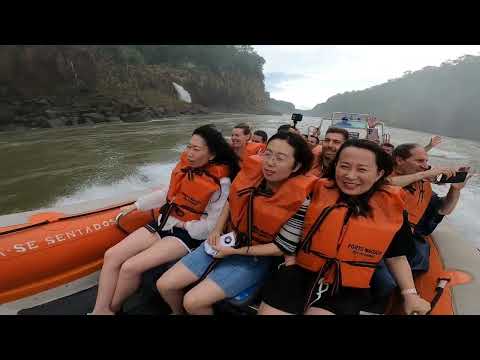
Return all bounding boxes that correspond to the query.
[134,177,231,240]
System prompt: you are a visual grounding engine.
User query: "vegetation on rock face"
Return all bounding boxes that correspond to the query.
[0,45,271,130]
[99,45,266,77]
[305,55,480,140]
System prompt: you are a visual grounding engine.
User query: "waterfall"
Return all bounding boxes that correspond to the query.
[172,82,192,103]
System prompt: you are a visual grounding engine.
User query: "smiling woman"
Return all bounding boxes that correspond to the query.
[155,131,315,315]
[90,124,240,315]
[259,139,432,315]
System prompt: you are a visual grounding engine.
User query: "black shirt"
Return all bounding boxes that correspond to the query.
[414,192,445,237]
[383,210,416,259]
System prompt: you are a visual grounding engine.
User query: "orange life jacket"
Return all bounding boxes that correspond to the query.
[308,145,324,178]
[158,152,230,229]
[307,163,324,178]
[245,142,266,156]
[296,179,406,290]
[391,170,433,226]
[403,181,432,226]
[312,144,323,157]
[238,142,266,168]
[229,155,316,246]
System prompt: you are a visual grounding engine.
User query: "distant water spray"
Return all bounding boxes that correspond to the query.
[50,162,176,207]
[172,82,192,103]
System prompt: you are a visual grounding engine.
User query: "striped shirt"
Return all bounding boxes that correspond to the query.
[273,197,311,255]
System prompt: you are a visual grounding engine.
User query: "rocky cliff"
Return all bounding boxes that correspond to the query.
[0,45,272,131]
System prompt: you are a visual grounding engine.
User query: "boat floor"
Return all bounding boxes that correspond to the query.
[17,265,390,315]
[18,265,173,315]
[16,265,253,315]
[18,285,172,315]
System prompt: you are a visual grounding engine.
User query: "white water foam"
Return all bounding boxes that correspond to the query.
[432,176,480,248]
[50,162,176,207]
[428,148,470,160]
[172,143,187,154]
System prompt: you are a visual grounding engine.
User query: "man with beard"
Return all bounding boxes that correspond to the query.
[369,143,471,306]
[308,127,349,177]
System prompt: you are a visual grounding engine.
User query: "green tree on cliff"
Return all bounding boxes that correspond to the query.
[96,45,265,77]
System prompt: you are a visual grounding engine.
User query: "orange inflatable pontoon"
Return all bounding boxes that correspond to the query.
[0,191,478,315]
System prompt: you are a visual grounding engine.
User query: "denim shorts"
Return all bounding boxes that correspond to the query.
[180,244,274,298]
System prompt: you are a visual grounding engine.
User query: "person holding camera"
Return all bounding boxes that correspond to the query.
[156,132,316,315]
[90,125,239,315]
[277,124,300,134]
[370,143,472,300]
[258,139,431,315]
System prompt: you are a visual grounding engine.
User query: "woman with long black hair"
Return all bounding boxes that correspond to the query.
[259,139,431,315]
[91,125,239,315]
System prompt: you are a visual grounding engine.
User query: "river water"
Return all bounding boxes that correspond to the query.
[1,113,479,247]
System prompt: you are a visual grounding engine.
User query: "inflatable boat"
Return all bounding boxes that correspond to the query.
[0,190,479,315]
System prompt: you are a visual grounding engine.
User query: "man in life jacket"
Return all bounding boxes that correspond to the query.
[231,123,266,166]
[308,127,349,178]
[307,134,320,149]
[371,143,471,298]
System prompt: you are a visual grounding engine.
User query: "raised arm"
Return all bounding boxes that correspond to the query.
[438,169,473,215]
[424,135,442,153]
[388,167,456,187]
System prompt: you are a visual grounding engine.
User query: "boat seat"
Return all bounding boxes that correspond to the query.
[220,258,284,314]
[138,257,283,315]
[227,282,263,307]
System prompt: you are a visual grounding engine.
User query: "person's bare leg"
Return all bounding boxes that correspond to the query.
[110,237,189,312]
[182,279,226,315]
[304,307,335,315]
[157,262,199,314]
[92,228,159,315]
[257,302,294,315]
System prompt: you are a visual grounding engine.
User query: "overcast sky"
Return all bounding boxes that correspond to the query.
[253,45,480,110]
